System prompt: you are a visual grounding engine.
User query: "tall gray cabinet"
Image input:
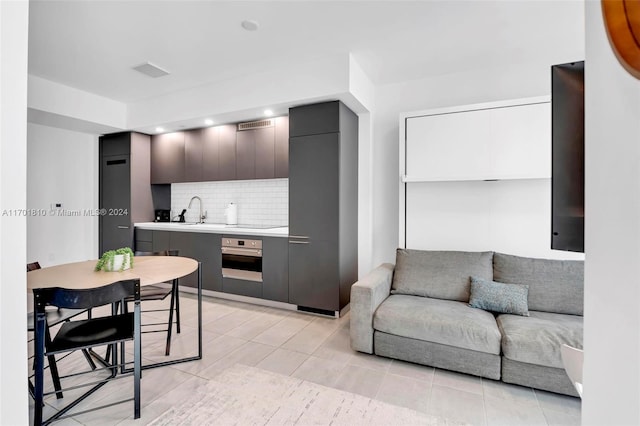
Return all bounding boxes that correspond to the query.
[99,132,154,253]
[288,101,358,315]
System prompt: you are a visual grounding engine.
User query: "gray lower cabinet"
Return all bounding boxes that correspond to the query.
[222,277,262,298]
[138,230,222,292]
[135,229,153,252]
[151,230,171,252]
[221,234,288,302]
[170,232,221,291]
[262,236,288,302]
[136,230,288,302]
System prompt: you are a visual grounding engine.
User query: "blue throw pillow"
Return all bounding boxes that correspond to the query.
[469,276,530,316]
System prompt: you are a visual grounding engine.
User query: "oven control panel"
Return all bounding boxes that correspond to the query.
[222,238,262,249]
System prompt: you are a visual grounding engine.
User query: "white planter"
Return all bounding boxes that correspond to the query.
[105,253,131,272]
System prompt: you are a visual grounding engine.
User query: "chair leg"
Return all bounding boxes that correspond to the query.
[174,279,181,334]
[134,301,141,419]
[117,301,127,375]
[165,282,176,356]
[45,327,64,399]
[34,315,46,426]
[81,349,97,370]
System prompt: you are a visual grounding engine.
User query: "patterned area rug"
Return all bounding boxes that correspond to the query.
[149,364,464,425]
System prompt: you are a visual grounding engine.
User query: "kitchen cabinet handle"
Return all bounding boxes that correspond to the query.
[117,226,130,229]
[289,235,309,239]
[289,240,309,244]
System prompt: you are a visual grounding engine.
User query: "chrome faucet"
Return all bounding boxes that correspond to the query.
[188,196,206,223]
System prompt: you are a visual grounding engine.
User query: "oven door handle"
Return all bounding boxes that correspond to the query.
[221,247,262,256]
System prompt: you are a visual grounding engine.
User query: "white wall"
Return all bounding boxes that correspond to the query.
[27,123,99,266]
[28,75,127,130]
[582,2,640,424]
[0,1,29,424]
[371,61,580,267]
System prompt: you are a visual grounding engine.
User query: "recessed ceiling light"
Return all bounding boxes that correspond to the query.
[241,20,259,31]
[204,119,214,126]
[156,127,164,133]
[264,109,273,117]
[132,62,170,78]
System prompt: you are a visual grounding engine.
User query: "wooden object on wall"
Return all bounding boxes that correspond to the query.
[602,0,640,79]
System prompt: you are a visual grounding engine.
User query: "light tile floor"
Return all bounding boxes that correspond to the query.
[29,294,581,425]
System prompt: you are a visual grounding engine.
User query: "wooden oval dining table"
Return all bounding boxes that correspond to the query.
[27,256,203,370]
[27,256,198,290]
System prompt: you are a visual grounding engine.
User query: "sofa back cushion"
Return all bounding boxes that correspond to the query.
[493,252,584,315]
[391,249,493,302]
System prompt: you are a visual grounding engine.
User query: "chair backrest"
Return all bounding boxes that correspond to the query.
[27,262,42,272]
[561,344,584,397]
[134,250,179,257]
[33,279,140,312]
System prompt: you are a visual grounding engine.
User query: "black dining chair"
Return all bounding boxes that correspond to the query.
[32,279,142,426]
[27,262,96,401]
[122,250,181,356]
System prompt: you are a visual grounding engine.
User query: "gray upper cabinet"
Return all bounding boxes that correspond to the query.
[254,127,276,179]
[218,124,237,181]
[184,129,203,182]
[149,118,288,183]
[201,126,220,181]
[289,102,340,137]
[99,132,154,253]
[236,128,256,180]
[274,116,289,178]
[151,132,185,184]
[288,101,358,314]
[236,126,276,180]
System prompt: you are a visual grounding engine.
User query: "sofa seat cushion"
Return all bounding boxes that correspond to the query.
[373,294,501,355]
[497,311,583,369]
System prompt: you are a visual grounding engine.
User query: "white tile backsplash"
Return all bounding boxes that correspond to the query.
[171,179,288,226]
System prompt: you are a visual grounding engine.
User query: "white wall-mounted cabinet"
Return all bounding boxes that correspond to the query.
[403,98,551,182]
[399,97,583,261]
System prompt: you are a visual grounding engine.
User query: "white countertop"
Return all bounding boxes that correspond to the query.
[135,222,289,237]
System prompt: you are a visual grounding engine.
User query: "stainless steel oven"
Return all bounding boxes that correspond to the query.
[221,238,262,282]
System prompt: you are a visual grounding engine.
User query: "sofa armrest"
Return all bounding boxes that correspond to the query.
[350,263,394,354]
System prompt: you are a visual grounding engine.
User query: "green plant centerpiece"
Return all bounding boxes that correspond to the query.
[95,247,134,272]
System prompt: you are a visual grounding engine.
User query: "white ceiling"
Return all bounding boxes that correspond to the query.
[28,0,585,104]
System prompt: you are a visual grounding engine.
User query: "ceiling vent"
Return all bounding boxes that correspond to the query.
[237,119,274,131]
[132,62,170,78]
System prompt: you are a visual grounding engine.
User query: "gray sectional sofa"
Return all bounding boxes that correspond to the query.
[350,249,584,397]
